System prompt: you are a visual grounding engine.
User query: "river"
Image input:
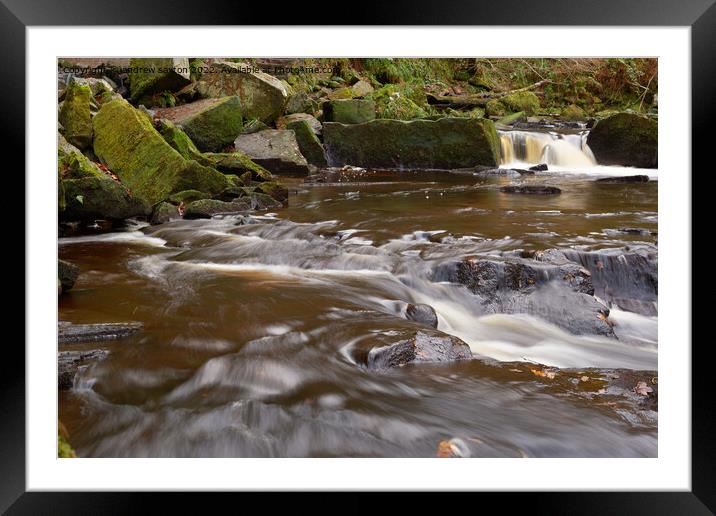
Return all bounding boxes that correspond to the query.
[58,128,658,457]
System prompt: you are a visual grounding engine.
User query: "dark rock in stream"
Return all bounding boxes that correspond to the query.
[474,167,534,176]
[595,175,649,183]
[367,331,472,369]
[58,260,80,293]
[58,349,109,389]
[529,163,548,171]
[58,321,143,344]
[434,255,615,337]
[183,198,252,219]
[500,185,561,195]
[405,303,439,328]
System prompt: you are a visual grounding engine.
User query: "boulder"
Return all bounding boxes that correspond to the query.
[405,303,438,328]
[194,60,288,123]
[595,175,650,183]
[367,330,472,369]
[323,99,375,124]
[233,130,310,175]
[183,198,252,219]
[562,104,586,121]
[350,79,374,98]
[500,185,561,194]
[276,113,322,135]
[93,98,229,205]
[502,91,540,115]
[156,96,244,152]
[150,201,181,224]
[323,118,500,169]
[62,177,150,221]
[58,81,93,149]
[255,181,289,204]
[168,189,212,204]
[58,260,79,293]
[496,111,526,126]
[285,119,328,167]
[58,133,104,179]
[285,92,318,115]
[586,113,657,168]
[433,254,615,337]
[58,349,108,389]
[128,57,191,106]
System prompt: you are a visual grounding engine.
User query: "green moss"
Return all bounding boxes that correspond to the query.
[496,111,526,126]
[129,58,191,106]
[58,134,104,179]
[174,96,244,152]
[168,189,211,204]
[323,99,376,124]
[502,91,540,115]
[586,113,657,168]
[62,176,150,220]
[93,98,229,204]
[485,99,506,117]
[203,152,273,182]
[255,181,289,204]
[562,104,586,120]
[59,82,93,149]
[286,120,327,167]
[58,433,76,458]
[58,173,66,212]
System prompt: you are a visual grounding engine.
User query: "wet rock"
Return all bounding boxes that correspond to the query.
[168,189,211,204]
[255,181,289,204]
[500,185,561,194]
[434,255,615,337]
[128,57,191,106]
[323,99,376,124]
[61,176,151,221]
[150,201,181,225]
[367,331,472,369]
[58,349,109,389]
[472,167,533,176]
[587,113,657,168]
[560,247,658,316]
[194,60,289,124]
[595,175,650,183]
[233,130,310,175]
[58,321,143,344]
[59,81,94,149]
[93,98,230,205]
[58,260,80,293]
[405,303,439,328]
[323,118,500,169]
[156,96,244,152]
[529,163,548,171]
[183,198,252,219]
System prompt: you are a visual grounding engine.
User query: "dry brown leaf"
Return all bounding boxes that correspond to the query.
[580,376,590,382]
[634,381,654,396]
[436,440,453,458]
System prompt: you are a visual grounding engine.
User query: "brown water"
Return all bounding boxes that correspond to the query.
[59,168,658,458]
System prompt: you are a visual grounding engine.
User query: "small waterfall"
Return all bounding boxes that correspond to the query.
[499,130,596,167]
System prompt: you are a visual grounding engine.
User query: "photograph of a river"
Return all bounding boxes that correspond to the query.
[59,127,658,458]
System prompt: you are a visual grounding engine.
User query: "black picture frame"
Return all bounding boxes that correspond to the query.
[4,0,711,512]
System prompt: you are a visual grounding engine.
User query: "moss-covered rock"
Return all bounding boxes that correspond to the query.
[496,111,526,126]
[562,104,586,121]
[150,201,181,224]
[93,98,229,204]
[58,134,104,179]
[255,181,289,205]
[195,60,288,124]
[243,119,270,134]
[168,189,211,204]
[351,80,374,98]
[62,177,150,221]
[285,92,318,115]
[285,119,327,167]
[157,96,244,152]
[58,259,80,292]
[587,113,657,168]
[323,99,376,124]
[276,113,322,135]
[59,82,93,149]
[128,58,191,106]
[156,118,210,164]
[202,152,273,182]
[183,198,252,219]
[485,99,506,117]
[58,433,76,458]
[323,117,500,169]
[502,91,540,115]
[233,130,310,175]
[58,173,66,212]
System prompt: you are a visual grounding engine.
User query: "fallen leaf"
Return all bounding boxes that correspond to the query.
[436,440,453,458]
[580,376,590,382]
[633,381,654,396]
[531,368,556,379]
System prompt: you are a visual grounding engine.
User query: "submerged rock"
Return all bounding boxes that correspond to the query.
[150,201,181,225]
[323,117,500,169]
[367,330,472,369]
[93,98,229,205]
[128,57,191,106]
[595,175,650,183]
[157,96,244,152]
[58,260,79,293]
[58,321,144,344]
[587,113,657,168]
[255,181,289,204]
[183,198,252,219]
[194,60,288,124]
[434,255,615,337]
[59,81,93,149]
[233,130,310,175]
[322,99,376,124]
[500,185,561,194]
[405,303,439,328]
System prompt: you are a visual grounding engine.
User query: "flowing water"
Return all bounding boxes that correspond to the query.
[58,130,658,458]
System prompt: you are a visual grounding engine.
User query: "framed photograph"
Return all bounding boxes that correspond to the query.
[5,0,712,512]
